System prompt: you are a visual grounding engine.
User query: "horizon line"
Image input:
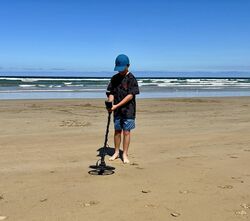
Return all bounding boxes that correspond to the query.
[1,70,250,73]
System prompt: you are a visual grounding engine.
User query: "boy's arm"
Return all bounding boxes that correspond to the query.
[111,94,133,111]
[112,76,139,111]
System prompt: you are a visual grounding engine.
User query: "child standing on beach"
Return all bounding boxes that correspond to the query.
[106,54,139,164]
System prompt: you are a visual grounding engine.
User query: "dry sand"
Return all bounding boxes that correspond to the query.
[0,97,250,221]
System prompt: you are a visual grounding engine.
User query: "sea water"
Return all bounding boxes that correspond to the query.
[1,74,250,100]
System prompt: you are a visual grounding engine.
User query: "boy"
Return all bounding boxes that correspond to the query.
[106,54,139,164]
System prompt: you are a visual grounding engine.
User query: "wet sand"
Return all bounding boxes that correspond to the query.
[0,97,250,220]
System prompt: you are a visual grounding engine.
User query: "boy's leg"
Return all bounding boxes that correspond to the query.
[122,119,135,163]
[109,130,121,161]
[122,130,131,163]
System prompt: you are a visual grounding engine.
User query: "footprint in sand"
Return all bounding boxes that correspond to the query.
[229,156,238,159]
[60,120,91,127]
[0,216,7,220]
[130,162,139,166]
[130,162,144,170]
[83,201,99,207]
[218,185,233,189]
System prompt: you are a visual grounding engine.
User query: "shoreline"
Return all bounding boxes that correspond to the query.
[1,95,250,102]
[2,91,250,100]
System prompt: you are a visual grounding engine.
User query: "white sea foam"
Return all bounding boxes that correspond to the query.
[47,85,63,88]
[68,84,84,87]
[64,82,72,85]
[138,78,250,88]
[19,84,36,88]
[138,83,159,87]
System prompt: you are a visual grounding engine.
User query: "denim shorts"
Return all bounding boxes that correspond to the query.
[114,117,135,131]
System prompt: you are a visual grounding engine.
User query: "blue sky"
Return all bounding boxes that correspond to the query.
[0,0,250,72]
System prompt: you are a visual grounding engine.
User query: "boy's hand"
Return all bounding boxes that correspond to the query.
[106,106,112,113]
[105,100,113,112]
[111,104,118,111]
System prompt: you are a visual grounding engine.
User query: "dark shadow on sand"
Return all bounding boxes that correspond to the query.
[96,146,123,160]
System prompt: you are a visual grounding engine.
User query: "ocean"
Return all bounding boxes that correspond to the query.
[1,74,250,100]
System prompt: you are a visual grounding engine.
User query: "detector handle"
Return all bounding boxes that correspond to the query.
[105,101,113,110]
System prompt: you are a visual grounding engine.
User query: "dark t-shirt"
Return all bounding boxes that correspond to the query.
[106,72,140,119]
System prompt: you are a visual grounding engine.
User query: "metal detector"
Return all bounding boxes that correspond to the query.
[88,101,115,175]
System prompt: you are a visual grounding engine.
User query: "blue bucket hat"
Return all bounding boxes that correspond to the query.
[114,54,130,72]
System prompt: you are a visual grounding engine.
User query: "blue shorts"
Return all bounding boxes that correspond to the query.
[114,117,135,131]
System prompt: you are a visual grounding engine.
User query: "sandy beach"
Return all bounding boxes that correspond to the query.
[0,97,250,221]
